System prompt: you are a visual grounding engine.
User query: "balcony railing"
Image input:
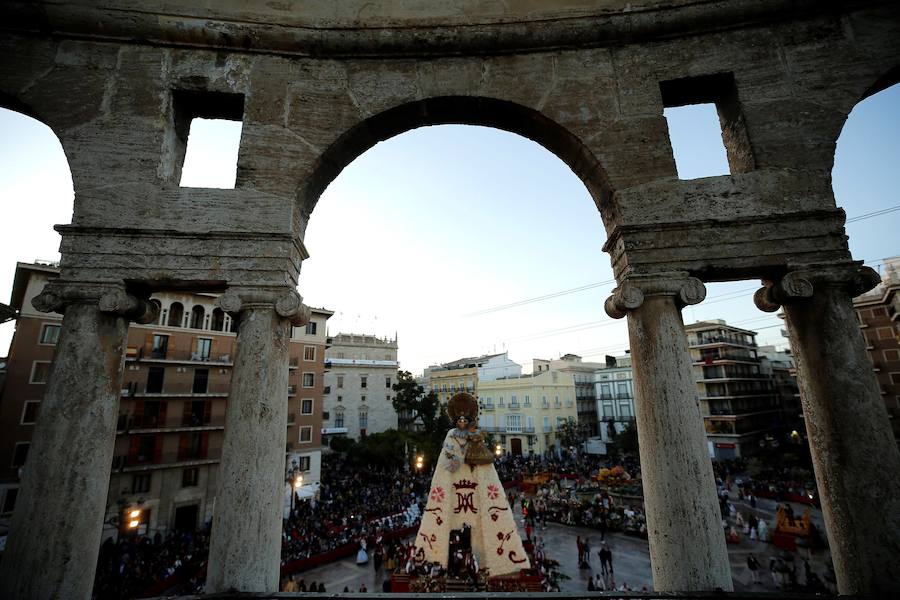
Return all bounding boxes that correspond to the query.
[117,414,226,431]
[114,448,221,470]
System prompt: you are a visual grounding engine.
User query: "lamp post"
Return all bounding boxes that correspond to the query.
[291,474,303,512]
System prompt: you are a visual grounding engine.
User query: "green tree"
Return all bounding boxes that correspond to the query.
[391,370,449,433]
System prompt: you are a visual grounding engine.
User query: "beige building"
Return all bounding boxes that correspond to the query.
[533,354,606,436]
[425,352,521,403]
[476,369,577,456]
[323,333,399,440]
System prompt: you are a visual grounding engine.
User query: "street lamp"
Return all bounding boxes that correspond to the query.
[415,455,424,471]
[291,475,303,512]
[494,444,503,457]
[127,508,142,531]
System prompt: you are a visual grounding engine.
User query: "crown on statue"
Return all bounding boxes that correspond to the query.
[453,479,478,490]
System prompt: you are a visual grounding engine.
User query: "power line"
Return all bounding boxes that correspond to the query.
[463,206,897,318]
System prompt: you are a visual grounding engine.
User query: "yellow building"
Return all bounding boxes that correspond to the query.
[476,370,577,456]
[424,352,521,403]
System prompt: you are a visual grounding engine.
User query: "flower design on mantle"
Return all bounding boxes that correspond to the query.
[487,483,500,500]
[429,486,445,503]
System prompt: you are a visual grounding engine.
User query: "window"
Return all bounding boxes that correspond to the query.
[182,468,199,487]
[361,375,367,388]
[189,305,205,329]
[619,401,633,418]
[192,369,209,394]
[21,401,40,425]
[891,373,900,385]
[359,411,368,429]
[301,398,313,415]
[151,334,169,359]
[337,395,343,403]
[299,456,311,471]
[30,361,51,384]
[334,410,345,428]
[40,323,61,345]
[146,367,165,394]
[168,302,184,327]
[11,442,29,467]
[878,327,894,340]
[302,373,315,388]
[385,376,391,389]
[305,321,317,335]
[602,401,615,418]
[132,473,151,494]
[299,426,312,443]
[196,338,212,360]
[524,395,531,407]
[506,414,522,432]
[337,375,344,389]
[543,416,551,432]
[171,88,244,187]
[303,346,316,361]
[884,349,900,362]
[498,396,504,407]
[361,395,366,403]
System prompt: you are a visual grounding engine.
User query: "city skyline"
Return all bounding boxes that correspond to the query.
[0,86,897,375]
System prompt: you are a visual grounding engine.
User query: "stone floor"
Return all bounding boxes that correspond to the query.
[288,492,835,594]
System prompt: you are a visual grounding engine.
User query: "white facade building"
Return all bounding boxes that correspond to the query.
[323,333,399,440]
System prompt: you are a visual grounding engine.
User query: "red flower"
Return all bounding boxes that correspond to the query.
[430,487,445,503]
[487,484,500,500]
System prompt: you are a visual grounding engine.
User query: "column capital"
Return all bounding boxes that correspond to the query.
[605,272,706,319]
[216,288,311,326]
[31,282,158,324]
[754,262,880,312]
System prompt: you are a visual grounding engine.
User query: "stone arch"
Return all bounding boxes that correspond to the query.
[189,305,205,330]
[211,307,226,332]
[167,302,184,327]
[297,96,614,226]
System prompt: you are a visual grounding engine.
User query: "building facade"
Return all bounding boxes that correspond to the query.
[853,257,900,443]
[534,354,605,436]
[476,369,577,456]
[322,333,399,441]
[0,262,331,538]
[425,352,521,403]
[593,354,637,451]
[685,320,783,459]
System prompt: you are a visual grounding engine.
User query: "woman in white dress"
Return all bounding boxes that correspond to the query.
[414,392,530,576]
[356,537,369,565]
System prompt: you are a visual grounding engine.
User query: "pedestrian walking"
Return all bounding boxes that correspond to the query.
[747,553,761,584]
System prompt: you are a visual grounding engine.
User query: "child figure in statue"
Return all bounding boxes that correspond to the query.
[414,392,530,576]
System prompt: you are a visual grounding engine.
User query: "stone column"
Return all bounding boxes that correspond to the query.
[0,285,157,600]
[206,289,310,593]
[756,263,900,594]
[606,273,732,591]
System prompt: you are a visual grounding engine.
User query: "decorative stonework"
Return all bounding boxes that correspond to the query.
[32,283,158,324]
[754,262,881,312]
[605,273,706,319]
[216,288,311,326]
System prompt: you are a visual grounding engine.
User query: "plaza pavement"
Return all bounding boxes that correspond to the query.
[287,492,835,594]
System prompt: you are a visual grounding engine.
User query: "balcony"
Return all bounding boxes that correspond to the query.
[509,402,520,409]
[288,385,297,396]
[128,346,234,366]
[116,414,225,433]
[114,448,221,471]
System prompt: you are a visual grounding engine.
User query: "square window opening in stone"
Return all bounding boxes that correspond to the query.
[169,90,244,188]
[660,72,755,179]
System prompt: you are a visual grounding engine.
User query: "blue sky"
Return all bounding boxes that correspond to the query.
[0,86,897,374]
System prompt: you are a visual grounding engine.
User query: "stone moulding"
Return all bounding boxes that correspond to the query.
[0,0,866,58]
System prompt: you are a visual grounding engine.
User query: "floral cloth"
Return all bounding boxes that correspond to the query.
[414,428,530,576]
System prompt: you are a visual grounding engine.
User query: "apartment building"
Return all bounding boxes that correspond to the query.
[0,262,331,538]
[476,369,577,456]
[853,256,900,442]
[593,354,637,450]
[533,354,605,436]
[425,352,521,403]
[322,333,399,441]
[685,320,783,459]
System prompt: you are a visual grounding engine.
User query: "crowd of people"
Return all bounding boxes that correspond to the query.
[92,528,209,599]
[281,456,427,563]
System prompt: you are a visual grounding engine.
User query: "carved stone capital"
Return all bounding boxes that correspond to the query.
[605,273,706,319]
[216,288,311,326]
[31,282,158,324]
[754,262,880,312]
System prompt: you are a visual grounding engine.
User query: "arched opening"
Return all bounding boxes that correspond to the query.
[298,96,613,224]
[211,307,225,332]
[150,300,162,325]
[189,305,205,330]
[168,302,184,327]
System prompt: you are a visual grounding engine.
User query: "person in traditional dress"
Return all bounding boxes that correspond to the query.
[356,537,369,565]
[414,392,530,576]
